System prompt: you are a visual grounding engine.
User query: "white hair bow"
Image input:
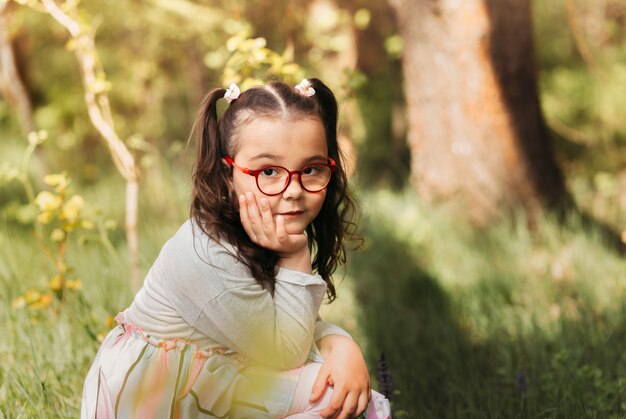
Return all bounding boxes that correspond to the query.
[295,79,315,97]
[223,83,241,103]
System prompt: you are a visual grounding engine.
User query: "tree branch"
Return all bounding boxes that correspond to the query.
[35,0,141,287]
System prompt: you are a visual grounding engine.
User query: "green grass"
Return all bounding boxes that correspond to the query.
[1,168,626,417]
[0,162,359,417]
[351,190,626,418]
[0,165,188,417]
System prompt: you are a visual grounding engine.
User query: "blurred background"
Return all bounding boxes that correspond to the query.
[1,0,625,417]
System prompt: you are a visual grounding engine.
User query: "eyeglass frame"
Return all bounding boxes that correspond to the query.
[222,156,337,196]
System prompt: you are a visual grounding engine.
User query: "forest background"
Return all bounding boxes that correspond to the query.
[1,0,626,417]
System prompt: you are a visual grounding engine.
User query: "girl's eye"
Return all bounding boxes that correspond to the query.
[261,167,280,177]
[303,165,322,175]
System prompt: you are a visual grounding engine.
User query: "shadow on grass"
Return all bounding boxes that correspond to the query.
[349,220,478,417]
[349,220,626,418]
[572,208,626,256]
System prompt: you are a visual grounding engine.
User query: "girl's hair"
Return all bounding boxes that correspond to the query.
[189,78,359,301]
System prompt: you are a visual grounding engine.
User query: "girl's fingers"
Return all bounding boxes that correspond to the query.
[245,192,261,225]
[240,193,304,253]
[258,198,276,237]
[245,192,265,239]
[355,392,370,417]
[238,194,256,241]
[334,391,358,419]
[321,384,348,418]
[309,366,331,403]
[275,214,289,243]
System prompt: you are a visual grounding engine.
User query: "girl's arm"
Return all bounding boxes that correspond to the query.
[312,334,371,418]
[240,193,371,417]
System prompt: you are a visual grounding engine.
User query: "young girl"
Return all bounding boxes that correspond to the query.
[81,78,391,418]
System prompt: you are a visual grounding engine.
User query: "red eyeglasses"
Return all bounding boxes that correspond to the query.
[223,156,337,196]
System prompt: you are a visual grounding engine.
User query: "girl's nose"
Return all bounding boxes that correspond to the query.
[281,173,303,199]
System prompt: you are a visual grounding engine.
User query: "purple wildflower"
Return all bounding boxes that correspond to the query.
[378,352,393,401]
[515,370,528,392]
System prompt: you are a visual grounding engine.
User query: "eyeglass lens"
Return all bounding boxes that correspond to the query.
[257,165,332,195]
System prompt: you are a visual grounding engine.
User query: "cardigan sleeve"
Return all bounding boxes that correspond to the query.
[304,316,353,363]
[193,267,327,370]
[314,316,353,342]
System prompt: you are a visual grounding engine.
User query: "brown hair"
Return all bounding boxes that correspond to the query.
[189,79,358,301]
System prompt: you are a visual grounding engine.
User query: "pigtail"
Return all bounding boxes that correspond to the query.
[190,88,233,232]
[189,87,280,295]
[305,79,361,302]
[307,79,338,151]
[195,88,226,174]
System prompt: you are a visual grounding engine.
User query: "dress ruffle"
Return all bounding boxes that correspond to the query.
[81,313,297,419]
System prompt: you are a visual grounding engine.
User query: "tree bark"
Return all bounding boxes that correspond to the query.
[336,0,409,189]
[0,1,35,135]
[388,0,567,223]
[0,0,49,183]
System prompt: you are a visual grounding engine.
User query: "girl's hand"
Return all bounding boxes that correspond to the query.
[310,335,371,419]
[239,192,311,272]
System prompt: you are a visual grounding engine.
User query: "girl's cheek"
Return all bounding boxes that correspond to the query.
[231,178,256,201]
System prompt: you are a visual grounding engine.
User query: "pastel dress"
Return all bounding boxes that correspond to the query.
[80,219,391,418]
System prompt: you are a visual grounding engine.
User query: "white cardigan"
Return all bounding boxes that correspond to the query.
[124,219,351,370]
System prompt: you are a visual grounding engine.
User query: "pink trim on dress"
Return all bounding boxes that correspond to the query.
[112,312,228,359]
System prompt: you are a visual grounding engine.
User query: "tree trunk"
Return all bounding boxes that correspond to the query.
[0,1,48,182]
[0,1,34,135]
[336,0,409,189]
[388,0,566,223]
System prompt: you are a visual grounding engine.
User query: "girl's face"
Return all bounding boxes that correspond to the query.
[228,116,329,234]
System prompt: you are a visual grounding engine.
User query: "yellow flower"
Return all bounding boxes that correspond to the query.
[81,220,95,230]
[27,131,39,144]
[12,296,26,309]
[24,289,41,304]
[35,191,62,212]
[104,315,115,329]
[58,262,67,274]
[37,211,53,224]
[28,130,48,145]
[51,228,65,242]
[37,130,49,142]
[29,294,53,310]
[60,195,84,224]
[48,275,62,291]
[44,173,70,192]
[66,279,83,290]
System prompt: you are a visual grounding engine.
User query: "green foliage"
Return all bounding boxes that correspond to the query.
[221,34,306,88]
[0,223,131,417]
[0,136,120,323]
[534,1,626,230]
[349,189,626,417]
[0,155,186,417]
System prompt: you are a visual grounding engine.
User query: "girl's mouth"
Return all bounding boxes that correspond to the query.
[279,210,305,217]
